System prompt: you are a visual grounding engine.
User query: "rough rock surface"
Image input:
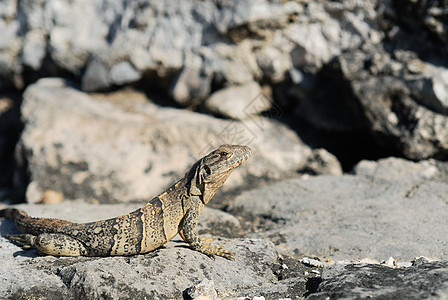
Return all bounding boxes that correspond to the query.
[18,78,340,203]
[353,157,444,183]
[204,81,270,120]
[0,0,301,91]
[330,47,448,160]
[1,0,448,299]
[0,0,448,164]
[230,161,448,261]
[0,203,280,299]
[307,261,448,300]
[2,164,448,299]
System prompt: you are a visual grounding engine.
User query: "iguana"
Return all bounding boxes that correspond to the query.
[0,144,251,260]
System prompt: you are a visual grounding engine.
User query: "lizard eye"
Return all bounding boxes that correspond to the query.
[220,151,228,157]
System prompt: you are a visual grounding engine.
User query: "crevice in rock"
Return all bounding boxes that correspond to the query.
[0,92,25,204]
[136,71,183,108]
[274,107,402,173]
[270,59,409,171]
[304,276,323,297]
[389,0,448,59]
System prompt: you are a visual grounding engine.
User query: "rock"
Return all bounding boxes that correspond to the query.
[301,257,329,268]
[18,78,339,203]
[22,30,46,70]
[406,65,448,114]
[1,0,447,167]
[351,73,448,160]
[353,157,440,183]
[196,206,241,238]
[203,41,262,85]
[170,66,212,106]
[81,58,110,92]
[277,0,448,163]
[392,0,448,46]
[301,45,448,161]
[0,0,302,91]
[431,69,448,112]
[108,62,141,86]
[255,46,292,83]
[204,81,269,120]
[230,174,448,261]
[302,149,343,176]
[184,279,218,300]
[307,261,448,299]
[0,203,279,299]
[286,0,381,73]
[225,277,306,300]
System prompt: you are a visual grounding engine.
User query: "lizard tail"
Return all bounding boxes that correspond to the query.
[1,208,73,235]
[0,208,28,220]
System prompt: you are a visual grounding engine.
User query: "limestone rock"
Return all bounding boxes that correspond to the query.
[204,81,269,120]
[307,261,448,299]
[170,66,212,106]
[255,46,292,83]
[81,58,110,92]
[302,149,343,176]
[295,45,448,161]
[230,175,448,261]
[353,157,440,183]
[18,78,338,203]
[185,279,218,300]
[0,202,279,299]
[286,0,381,73]
[0,0,302,91]
[108,62,141,86]
[22,30,46,71]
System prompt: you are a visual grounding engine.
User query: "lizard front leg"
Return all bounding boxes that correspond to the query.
[5,233,88,256]
[179,206,235,260]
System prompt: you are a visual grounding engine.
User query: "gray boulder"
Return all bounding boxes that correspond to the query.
[204,81,270,120]
[353,157,441,183]
[230,173,448,261]
[81,58,110,92]
[0,202,279,299]
[293,43,448,161]
[307,261,448,300]
[343,50,448,160]
[18,78,341,203]
[0,0,301,92]
[170,65,212,106]
[1,0,448,166]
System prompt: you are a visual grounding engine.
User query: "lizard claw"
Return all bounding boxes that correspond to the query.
[196,243,235,260]
[4,234,36,249]
[200,236,215,243]
[215,248,235,260]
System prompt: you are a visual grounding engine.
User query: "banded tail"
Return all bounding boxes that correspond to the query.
[0,208,74,236]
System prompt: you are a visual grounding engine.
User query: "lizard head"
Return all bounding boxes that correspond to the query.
[189,144,252,204]
[202,144,252,175]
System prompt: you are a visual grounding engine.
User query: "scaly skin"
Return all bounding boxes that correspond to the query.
[0,145,252,259]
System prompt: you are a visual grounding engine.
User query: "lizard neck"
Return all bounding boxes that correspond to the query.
[202,171,232,204]
[182,158,236,205]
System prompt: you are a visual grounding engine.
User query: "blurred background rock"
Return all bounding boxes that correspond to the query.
[0,0,447,201]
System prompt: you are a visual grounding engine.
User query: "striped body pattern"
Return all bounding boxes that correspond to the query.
[1,145,252,260]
